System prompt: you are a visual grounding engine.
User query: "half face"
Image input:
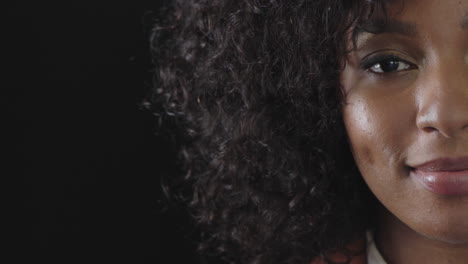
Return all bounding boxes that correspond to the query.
[341,0,468,244]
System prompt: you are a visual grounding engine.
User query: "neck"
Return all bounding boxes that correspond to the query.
[375,206,468,264]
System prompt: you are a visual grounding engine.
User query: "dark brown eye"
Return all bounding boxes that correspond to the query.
[369,59,410,73]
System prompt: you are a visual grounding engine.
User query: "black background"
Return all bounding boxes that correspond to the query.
[11,1,199,263]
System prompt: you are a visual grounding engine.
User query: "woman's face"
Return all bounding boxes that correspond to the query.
[341,0,468,243]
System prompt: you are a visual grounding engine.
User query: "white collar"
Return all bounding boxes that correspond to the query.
[366,230,388,264]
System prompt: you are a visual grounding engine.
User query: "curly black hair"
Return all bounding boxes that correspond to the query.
[149,1,390,263]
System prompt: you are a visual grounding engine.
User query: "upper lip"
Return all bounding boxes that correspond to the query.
[411,157,468,172]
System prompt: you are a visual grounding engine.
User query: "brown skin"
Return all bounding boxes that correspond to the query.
[341,0,468,263]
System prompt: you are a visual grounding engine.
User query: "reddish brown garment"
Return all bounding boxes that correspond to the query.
[311,237,367,264]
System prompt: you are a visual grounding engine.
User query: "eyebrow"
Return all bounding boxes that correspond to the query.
[356,14,468,38]
[355,18,418,37]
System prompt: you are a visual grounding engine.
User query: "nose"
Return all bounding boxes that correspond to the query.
[415,58,468,138]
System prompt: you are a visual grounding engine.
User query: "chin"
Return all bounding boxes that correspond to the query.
[415,212,468,245]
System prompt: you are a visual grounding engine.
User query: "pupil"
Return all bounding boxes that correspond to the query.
[380,60,399,72]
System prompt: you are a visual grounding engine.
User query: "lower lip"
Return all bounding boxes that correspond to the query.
[410,169,468,196]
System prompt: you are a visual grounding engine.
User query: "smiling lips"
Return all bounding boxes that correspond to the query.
[410,157,468,196]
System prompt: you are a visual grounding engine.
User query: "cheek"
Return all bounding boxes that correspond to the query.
[344,100,378,166]
[340,62,418,175]
[343,94,413,177]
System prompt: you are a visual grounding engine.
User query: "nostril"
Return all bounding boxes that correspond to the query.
[421,126,438,133]
[420,126,453,138]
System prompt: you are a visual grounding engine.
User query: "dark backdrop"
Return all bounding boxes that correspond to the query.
[11,1,200,263]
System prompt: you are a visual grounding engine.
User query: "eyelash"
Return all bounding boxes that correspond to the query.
[361,54,415,74]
